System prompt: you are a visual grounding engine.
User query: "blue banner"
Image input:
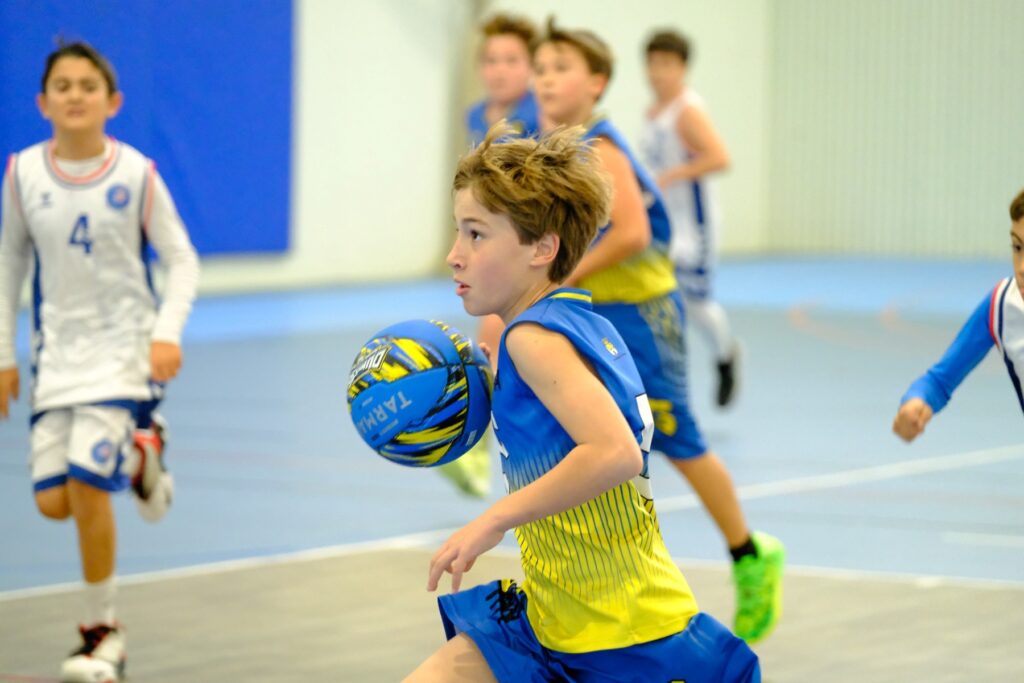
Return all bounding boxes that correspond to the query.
[0,0,292,255]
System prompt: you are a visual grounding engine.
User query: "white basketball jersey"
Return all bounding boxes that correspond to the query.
[640,89,720,248]
[1,139,196,412]
[990,277,1024,410]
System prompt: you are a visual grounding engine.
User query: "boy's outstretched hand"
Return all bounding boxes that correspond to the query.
[892,397,933,442]
[428,513,506,593]
[0,367,18,420]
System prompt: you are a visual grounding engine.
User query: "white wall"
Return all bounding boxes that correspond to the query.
[199,0,472,293]
[767,0,1024,258]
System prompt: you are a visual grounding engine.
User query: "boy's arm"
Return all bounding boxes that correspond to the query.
[142,167,200,381]
[568,138,651,284]
[0,160,32,418]
[427,322,644,591]
[658,104,730,187]
[894,293,994,441]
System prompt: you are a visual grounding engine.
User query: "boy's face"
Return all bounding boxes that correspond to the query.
[37,57,121,135]
[1012,219,1024,297]
[448,188,544,319]
[533,42,606,125]
[480,34,532,105]
[645,50,686,100]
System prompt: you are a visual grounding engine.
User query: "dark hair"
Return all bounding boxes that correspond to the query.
[41,41,118,94]
[481,13,537,47]
[645,30,691,63]
[1011,188,1024,222]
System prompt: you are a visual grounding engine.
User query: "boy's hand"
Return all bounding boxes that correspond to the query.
[0,367,19,420]
[151,341,182,383]
[892,398,933,442]
[427,513,506,593]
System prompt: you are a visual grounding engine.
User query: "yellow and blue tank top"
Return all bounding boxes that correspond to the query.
[492,288,698,653]
[582,117,677,304]
[466,91,540,146]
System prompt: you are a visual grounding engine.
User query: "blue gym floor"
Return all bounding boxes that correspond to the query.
[1,258,1022,594]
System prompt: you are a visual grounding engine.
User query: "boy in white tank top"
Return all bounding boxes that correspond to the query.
[640,30,740,408]
[0,42,199,682]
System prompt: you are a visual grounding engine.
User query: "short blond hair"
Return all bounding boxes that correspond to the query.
[453,122,611,283]
[1011,188,1024,222]
[533,17,614,98]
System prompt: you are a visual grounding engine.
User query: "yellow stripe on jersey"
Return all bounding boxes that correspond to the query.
[549,291,593,303]
[515,479,699,653]
[580,249,677,304]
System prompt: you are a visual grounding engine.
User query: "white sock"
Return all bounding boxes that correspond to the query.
[685,297,735,362]
[84,575,117,626]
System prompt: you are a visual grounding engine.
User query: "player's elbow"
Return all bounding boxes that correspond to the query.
[610,440,644,481]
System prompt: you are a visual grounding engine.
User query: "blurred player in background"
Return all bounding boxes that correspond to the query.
[893,187,1024,439]
[441,13,541,498]
[531,18,783,643]
[641,29,741,408]
[409,122,760,683]
[0,41,199,682]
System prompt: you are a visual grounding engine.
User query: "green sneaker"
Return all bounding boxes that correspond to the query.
[437,436,492,498]
[732,531,785,643]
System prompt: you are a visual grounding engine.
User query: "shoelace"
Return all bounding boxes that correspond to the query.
[71,625,114,656]
[486,583,525,623]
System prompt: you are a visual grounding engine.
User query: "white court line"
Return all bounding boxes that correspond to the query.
[656,443,1024,513]
[944,532,1024,549]
[3,444,1022,603]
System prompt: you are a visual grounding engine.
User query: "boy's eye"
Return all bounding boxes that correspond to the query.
[470,230,482,240]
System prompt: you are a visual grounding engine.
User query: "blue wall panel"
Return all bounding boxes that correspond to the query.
[0,0,292,256]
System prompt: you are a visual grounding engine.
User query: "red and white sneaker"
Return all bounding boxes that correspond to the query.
[131,414,173,523]
[60,623,126,683]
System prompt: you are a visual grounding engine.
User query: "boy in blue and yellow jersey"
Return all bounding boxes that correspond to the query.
[531,18,784,644]
[465,14,540,146]
[440,14,541,499]
[406,122,759,683]
[893,188,1024,439]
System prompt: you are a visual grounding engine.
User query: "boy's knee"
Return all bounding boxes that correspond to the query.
[35,487,71,519]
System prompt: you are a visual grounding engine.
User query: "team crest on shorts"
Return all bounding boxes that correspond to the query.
[107,184,131,209]
[91,439,116,465]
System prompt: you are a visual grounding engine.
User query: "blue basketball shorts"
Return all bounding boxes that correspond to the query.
[594,292,707,459]
[438,580,760,683]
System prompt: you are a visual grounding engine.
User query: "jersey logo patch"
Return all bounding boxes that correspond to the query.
[107,184,131,209]
[40,192,52,209]
[91,439,116,465]
[601,337,619,356]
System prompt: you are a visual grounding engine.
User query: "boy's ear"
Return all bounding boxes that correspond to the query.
[589,73,609,101]
[532,232,560,268]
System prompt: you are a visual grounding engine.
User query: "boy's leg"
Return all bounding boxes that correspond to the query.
[669,451,748,547]
[403,633,498,683]
[60,405,133,682]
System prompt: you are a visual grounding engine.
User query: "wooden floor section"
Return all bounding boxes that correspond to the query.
[2,548,1022,682]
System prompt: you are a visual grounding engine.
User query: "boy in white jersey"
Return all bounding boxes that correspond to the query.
[0,42,199,682]
[404,122,759,683]
[439,13,542,499]
[894,188,1024,437]
[641,30,741,407]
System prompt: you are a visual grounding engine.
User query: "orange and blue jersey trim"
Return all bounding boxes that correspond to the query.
[44,137,120,186]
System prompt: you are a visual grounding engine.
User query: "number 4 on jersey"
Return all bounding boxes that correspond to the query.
[69,214,93,254]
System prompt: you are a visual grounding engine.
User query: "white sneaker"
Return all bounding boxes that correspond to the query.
[131,414,173,522]
[61,624,125,683]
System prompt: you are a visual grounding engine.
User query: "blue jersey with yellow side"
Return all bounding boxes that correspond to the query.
[466,91,540,146]
[492,288,698,653]
[580,117,677,304]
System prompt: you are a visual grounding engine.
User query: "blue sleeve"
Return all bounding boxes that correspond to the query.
[901,293,994,413]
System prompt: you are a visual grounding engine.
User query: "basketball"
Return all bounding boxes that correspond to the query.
[346,319,493,467]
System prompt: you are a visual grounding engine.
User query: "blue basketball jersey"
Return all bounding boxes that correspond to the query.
[581,117,677,303]
[492,287,698,653]
[466,91,540,146]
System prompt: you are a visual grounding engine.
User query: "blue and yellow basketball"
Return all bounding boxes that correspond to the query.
[346,320,493,467]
